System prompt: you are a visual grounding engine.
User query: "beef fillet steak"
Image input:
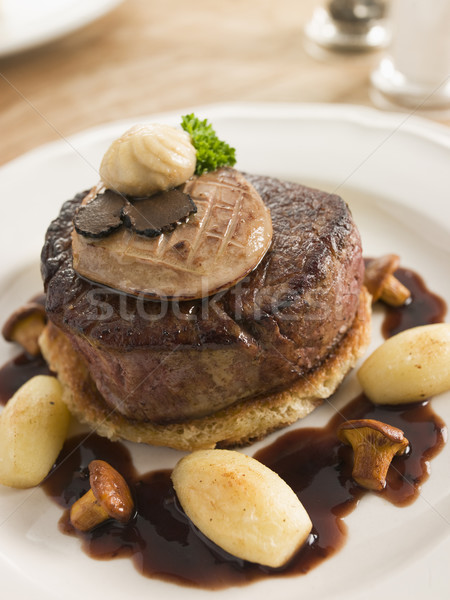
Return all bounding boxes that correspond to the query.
[40,170,370,449]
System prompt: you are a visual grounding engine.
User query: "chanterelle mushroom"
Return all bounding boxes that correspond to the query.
[70,460,134,531]
[337,419,409,491]
[2,300,47,356]
[364,254,411,307]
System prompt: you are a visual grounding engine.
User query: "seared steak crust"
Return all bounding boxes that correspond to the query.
[41,171,364,423]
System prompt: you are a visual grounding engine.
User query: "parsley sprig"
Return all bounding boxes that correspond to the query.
[181,114,236,175]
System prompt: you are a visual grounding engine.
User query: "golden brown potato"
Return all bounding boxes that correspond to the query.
[358,323,450,404]
[0,376,71,488]
[172,449,312,568]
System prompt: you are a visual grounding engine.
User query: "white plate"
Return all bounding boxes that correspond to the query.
[0,103,449,600]
[0,0,123,58]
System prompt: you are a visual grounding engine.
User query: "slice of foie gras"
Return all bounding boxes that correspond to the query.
[72,168,273,300]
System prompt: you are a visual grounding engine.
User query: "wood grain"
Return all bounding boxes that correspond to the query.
[0,0,448,166]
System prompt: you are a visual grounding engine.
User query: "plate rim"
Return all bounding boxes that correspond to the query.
[0,101,449,600]
[1,101,449,173]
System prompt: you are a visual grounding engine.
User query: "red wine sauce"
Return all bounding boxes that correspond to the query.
[41,396,445,589]
[382,267,446,338]
[0,353,51,406]
[0,269,448,589]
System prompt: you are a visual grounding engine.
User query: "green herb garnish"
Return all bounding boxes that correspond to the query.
[181,114,236,175]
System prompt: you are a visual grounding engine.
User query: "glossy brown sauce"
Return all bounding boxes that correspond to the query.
[41,396,446,589]
[0,353,51,406]
[382,267,447,338]
[0,266,448,589]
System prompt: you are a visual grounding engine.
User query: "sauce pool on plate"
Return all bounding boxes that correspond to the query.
[0,265,447,589]
[382,267,446,338]
[0,353,51,406]
[41,394,446,589]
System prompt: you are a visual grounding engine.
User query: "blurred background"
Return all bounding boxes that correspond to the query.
[0,0,449,165]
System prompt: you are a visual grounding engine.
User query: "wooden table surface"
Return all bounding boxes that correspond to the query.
[1,0,449,167]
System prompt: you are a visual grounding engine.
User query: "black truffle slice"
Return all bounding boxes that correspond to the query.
[122,189,197,237]
[74,190,126,238]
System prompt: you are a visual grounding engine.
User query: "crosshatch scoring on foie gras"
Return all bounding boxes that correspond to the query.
[0,114,449,588]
